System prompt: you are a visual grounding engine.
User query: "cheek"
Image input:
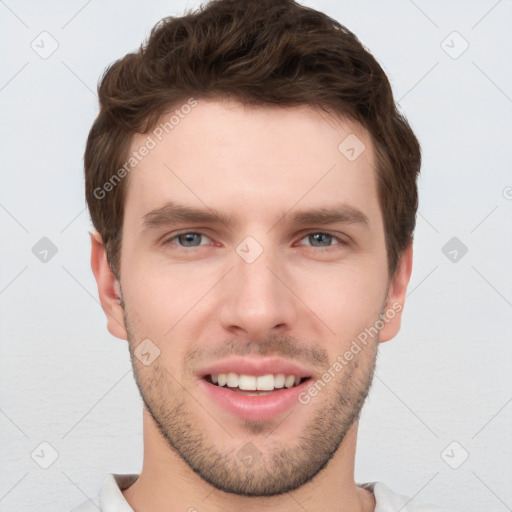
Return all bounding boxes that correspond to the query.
[121,270,198,380]
[121,229,388,346]
[298,264,387,341]
[121,254,219,340]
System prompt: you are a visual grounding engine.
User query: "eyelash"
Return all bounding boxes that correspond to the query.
[162,231,348,250]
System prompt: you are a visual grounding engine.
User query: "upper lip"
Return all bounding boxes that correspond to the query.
[198,356,315,379]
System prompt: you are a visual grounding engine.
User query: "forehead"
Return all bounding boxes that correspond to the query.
[123,98,381,229]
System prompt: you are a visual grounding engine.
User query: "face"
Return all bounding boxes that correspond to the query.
[96,98,410,496]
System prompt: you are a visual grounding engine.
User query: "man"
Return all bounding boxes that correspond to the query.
[76,0,449,510]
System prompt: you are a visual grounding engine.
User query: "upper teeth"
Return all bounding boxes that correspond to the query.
[211,373,301,390]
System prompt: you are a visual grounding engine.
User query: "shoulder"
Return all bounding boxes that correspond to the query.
[70,473,139,512]
[360,481,452,512]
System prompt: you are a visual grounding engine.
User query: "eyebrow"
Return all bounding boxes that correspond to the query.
[142,201,370,232]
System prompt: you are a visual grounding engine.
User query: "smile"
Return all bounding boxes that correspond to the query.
[206,372,307,394]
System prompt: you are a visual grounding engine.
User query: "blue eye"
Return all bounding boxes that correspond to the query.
[163,231,345,250]
[166,232,211,247]
[300,232,343,248]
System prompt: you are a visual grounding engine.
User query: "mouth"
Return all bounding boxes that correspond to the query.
[198,360,314,421]
[204,373,310,396]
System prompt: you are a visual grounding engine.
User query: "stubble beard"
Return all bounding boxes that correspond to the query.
[122,308,379,497]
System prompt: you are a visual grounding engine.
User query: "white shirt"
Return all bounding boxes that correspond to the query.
[72,474,449,512]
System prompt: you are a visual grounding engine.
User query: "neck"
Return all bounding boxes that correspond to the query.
[122,409,375,512]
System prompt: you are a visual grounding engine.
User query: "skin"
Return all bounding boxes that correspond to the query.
[91,98,413,512]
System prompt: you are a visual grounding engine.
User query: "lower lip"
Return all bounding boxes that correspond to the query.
[199,378,310,422]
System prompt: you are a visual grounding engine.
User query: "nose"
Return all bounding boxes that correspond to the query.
[218,240,298,340]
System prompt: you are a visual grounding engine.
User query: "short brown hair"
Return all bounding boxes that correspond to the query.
[85,0,421,279]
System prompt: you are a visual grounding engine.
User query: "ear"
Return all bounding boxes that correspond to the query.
[378,242,413,343]
[90,231,128,340]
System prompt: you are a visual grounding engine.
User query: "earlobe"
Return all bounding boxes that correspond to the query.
[378,243,413,343]
[90,231,128,340]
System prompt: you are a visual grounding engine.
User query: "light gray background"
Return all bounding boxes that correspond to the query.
[1,1,511,511]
